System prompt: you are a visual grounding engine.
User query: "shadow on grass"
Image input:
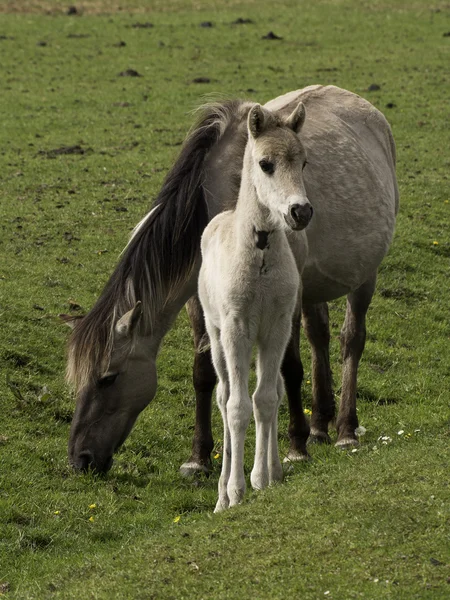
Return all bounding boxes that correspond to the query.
[356,386,399,405]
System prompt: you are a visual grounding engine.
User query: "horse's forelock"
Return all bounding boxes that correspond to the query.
[66,305,116,393]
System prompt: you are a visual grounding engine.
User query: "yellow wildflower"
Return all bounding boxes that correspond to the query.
[214,453,220,459]
[89,503,96,509]
[89,516,95,523]
[304,408,312,415]
[432,241,439,246]
[54,511,60,515]
[173,515,181,523]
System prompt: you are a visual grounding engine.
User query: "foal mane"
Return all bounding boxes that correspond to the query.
[67,99,248,392]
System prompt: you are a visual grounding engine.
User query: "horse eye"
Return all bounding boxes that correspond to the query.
[98,374,119,388]
[259,159,274,175]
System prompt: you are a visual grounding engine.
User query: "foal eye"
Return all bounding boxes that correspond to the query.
[259,159,274,175]
[98,373,119,388]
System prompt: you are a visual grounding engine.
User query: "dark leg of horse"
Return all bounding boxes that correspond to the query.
[302,302,335,444]
[336,273,377,448]
[282,314,310,461]
[180,295,216,476]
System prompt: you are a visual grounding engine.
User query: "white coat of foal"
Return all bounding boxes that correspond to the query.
[198,101,312,512]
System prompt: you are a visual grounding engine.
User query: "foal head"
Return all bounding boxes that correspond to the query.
[246,102,313,230]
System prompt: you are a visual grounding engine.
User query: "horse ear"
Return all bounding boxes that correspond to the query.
[115,301,142,338]
[285,102,306,133]
[248,104,268,139]
[59,314,84,330]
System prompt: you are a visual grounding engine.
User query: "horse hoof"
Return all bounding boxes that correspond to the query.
[179,461,210,478]
[308,432,332,445]
[283,450,311,463]
[335,437,359,449]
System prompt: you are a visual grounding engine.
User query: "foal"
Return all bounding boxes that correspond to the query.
[198,102,312,511]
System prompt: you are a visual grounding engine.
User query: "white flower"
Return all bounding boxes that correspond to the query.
[378,435,392,444]
[355,425,367,436]
[397,430,404,435]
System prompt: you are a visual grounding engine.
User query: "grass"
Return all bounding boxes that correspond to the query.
[0,0,449,598]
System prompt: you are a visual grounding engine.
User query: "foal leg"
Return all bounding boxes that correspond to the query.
[205,322,231,513]
[251,359,281,490]
[281,314,310,461]
[267,374,285,484]
[180,296,215,477]
[221,318,253,508]
[252,317,291,489]
[336,273,377,448]
[302,302,335,444]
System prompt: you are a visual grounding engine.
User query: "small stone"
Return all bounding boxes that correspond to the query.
[262,31,283,40]
[119,69,142,77]
[232,18,254,25]
[131,22,153,29]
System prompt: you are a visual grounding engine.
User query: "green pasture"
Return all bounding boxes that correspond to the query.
[0,0,449,597]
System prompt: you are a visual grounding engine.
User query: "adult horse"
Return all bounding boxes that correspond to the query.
[65,85,399,475]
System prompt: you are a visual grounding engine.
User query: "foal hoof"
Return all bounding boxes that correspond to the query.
[335,437,359,450]
[179,461,211,478]
[214,498,229,513]
[283,449,311,463]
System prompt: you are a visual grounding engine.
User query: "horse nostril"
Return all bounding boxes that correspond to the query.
[290,203,313,222]
[290,204,299,220]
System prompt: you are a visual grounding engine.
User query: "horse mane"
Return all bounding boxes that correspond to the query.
[66,99,248,392]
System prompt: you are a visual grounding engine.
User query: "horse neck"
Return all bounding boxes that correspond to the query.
[143,263,200,354]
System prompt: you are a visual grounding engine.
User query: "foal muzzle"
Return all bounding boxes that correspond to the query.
[285,202,314,230]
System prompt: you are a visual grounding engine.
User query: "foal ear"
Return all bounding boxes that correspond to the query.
[285,102,306,133]
[115,301,142,338]
[248,104,270,139]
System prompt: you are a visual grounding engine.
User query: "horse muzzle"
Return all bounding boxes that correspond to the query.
[70,450,114,474]
[285,202,314,230]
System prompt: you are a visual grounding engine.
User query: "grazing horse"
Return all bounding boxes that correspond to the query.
[65,85,398,475]
[199,101,310,510]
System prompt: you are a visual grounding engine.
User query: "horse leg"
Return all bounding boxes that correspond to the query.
[180,295,215,477]
[336,273,377,448]
[221,318,252,508]
[281,314,310,461]
[302,302,335,444]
